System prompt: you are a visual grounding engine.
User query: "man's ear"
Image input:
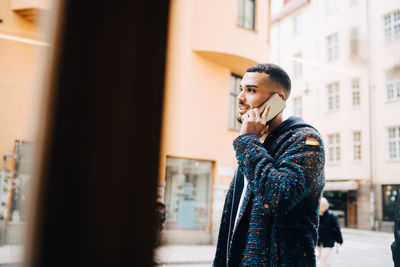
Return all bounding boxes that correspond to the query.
[277,92,286,101]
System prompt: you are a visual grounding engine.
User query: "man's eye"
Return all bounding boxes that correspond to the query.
[248,88,256,93]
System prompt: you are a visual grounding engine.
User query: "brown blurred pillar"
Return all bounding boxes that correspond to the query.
[25,1,170,266]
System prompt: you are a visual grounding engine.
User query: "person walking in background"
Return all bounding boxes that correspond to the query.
[392,194,400,267]
[317,197,343,267]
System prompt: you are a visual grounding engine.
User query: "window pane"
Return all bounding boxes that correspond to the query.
[382,185,400,221]
[164,158,212,231]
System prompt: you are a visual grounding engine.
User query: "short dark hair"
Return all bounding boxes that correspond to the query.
[247,63,291,98]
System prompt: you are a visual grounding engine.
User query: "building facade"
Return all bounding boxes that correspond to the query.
[159,0,270,244]
[269,0,400,231]
[0,0,49,244]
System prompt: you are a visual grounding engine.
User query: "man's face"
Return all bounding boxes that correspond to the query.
[237,72,281,123]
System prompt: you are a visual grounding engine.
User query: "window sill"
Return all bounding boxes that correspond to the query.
[236,24,257,33]
[385,159,400,163]
[326,110,340,115]
[350,106,361,110]
[228,127,240,132]
[385,98,400,104]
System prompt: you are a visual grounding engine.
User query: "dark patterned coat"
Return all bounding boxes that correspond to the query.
[213,117,326,266]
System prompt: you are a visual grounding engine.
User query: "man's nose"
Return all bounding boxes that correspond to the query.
[237,90,245,102]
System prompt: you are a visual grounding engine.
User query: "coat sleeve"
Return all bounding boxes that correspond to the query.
[233,129,325,215]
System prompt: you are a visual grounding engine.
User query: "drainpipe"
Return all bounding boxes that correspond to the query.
[365,0,376,230]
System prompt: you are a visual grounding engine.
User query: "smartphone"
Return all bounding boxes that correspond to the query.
[258,93,286,124]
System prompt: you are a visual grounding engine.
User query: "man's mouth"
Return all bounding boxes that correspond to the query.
[238,105,250,114]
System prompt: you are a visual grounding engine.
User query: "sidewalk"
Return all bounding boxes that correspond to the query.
[154,245,215,266]
[155,228,395,266]
[0,245,23,266]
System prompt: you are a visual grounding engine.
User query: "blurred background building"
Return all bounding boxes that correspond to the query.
[270,0,400,232]
[0,0,49,245]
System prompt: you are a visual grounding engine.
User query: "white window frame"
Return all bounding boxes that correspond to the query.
[350,27,359,57]
[229,74,242,131]
[386,75,400,102]
[384,10,400,42]
[388,126,400,160]
[293,96,302,117]
[353,131,361,161]
[292,14,301,35]
[327,33,339,62]
[238,0,256,31]
[292,52,303,78]
[352,78,360,107]
[328,133,341,163]
[327,82,340,111]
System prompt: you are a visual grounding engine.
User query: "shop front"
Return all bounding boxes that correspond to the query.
[162,157,213,244]
[323,180,359,228]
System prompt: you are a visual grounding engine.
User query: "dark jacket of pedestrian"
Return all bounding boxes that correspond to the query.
[318,210,343,248]
[213,117,326,267]
[392,195,400,267]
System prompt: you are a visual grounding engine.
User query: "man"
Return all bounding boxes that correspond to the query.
[213,63,325,266]
[317,197,343,267]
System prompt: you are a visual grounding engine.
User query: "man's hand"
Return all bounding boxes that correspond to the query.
[240,105,271,137]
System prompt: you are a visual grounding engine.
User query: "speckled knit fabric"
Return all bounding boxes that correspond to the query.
[213,117,325,267]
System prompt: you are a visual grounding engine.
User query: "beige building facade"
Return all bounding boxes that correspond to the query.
[159,0,270,244]
[0,0,49,244]
[269,0,400,231]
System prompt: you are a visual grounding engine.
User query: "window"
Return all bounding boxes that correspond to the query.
[386,68,400,101]
[238,0,255,30]
[326,0,339,15]
[293,96,302,117]
[292,52,302,78]
[164,157,212,231]
[352,78,360,106]
[327,82,340,111]
[349,0,357,5]
[327,33,339,61]
[292,14,301,35]
[350,27,359,57]
[328,133,340,162]
[388,126,400,160]
[384,10,400,42]
[229,74,242,130]
[353,131,361,160]
[382,185,400,221]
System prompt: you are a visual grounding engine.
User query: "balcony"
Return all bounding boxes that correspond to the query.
[11,0,51,23]
[190,0,268,75]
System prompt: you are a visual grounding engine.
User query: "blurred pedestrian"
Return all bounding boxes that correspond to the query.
[213,63,325,266]
[392,194,400,267]
[317,197,343,267]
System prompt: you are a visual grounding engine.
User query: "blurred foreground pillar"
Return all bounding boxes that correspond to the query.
[25,1,170,266]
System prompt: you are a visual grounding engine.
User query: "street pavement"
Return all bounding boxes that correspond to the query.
[0,228,394,266]
[155,228,395,266]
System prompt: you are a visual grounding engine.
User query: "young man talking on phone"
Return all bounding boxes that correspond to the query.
[213,63,325,266]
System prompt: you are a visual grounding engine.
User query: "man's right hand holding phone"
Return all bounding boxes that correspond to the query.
[240,105,271,137]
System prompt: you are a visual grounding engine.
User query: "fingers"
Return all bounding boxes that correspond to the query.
[261,105,271,123]
[261,125,270,136]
